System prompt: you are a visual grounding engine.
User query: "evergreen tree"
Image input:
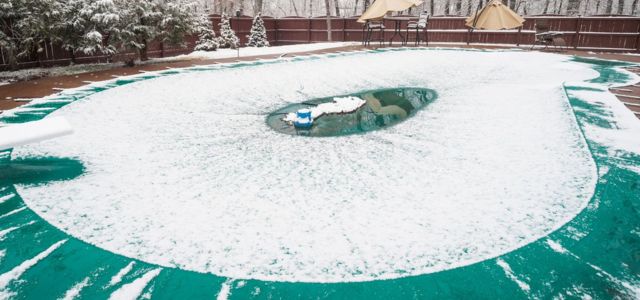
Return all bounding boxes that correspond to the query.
[59,0,119,63]
[116,0,160,61]
[0,0,30,70]
[157,0,198,48]
[194,14,219,51]
[217,13,239,49]
[247,13,269,47]
[16,0,64,60]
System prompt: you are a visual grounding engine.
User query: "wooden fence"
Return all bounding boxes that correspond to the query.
[1,15,639,70]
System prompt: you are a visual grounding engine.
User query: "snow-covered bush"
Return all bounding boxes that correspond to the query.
[247,13,269,47]
[194,15,219,51]
[217,13,240,49]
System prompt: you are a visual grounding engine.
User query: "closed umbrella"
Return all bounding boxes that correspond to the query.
[357,0,424,23]
[465,0,524,30]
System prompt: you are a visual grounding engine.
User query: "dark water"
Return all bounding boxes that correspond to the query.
[266,88,437,137]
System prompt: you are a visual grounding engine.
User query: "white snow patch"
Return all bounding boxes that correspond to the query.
[59,277,91,300]
[496,258,531,293]
[0,240,67,299]
[156,42,358,62]
[108,268,161,300]
[15,50,601,282]
[566,83,640,156]
[0,194,15,205]
[216,279,234,300]
[0,221,35,241]
[587,263,640,298]
[107,262,136,288]
[0,207,26,219]
[283,96,366,123]
[546,239,569,254]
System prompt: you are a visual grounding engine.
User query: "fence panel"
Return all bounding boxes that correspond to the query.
[2,15,640,71]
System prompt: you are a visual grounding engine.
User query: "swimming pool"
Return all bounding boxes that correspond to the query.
[0,48,639,299]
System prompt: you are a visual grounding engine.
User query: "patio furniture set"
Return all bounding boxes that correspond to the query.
[362,13,430,47]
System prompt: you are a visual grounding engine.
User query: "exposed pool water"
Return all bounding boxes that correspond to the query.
[266,88,437,137]
[0,48,638,299]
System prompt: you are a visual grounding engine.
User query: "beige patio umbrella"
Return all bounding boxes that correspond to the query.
[357,0,424,23]
[465,0,524,30]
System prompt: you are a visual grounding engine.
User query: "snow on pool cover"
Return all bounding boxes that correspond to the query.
[11,50,601,282]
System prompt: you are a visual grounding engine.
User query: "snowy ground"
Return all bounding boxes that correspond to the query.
[154,42,360,62]
[0,43,357,87]
[12,49,602,283]
[0,63,115,87]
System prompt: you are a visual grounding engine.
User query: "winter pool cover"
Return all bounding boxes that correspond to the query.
[0,49,639,299]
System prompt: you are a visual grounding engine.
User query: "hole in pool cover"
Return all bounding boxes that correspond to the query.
[266,87,437,137]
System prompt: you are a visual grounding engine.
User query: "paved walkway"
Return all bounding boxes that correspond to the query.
[1,43,639,120]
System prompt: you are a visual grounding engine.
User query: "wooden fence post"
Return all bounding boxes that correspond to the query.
[274,18,279,46]
[308,19,312,43]
[635,18,640,52]
[574,16,581,49]
[342,18,346,42]
[516,26,521,46]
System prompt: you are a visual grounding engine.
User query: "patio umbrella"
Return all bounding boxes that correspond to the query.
[357,0,424,23]
[465,0,524,30]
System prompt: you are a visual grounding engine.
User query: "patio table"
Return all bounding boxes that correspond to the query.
[385,17,411,46]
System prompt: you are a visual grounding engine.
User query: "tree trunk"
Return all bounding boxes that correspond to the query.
[140,39,149,61]
[69,49,76,65]
[334,0,340,16]
[354,0,359,15]
[6,46,18,71]
[566,0,579,14]
[291,0,299,15]
[324,0,332,41]
[310,0,314,16]
[605,0,613,14]
[363,0,370,13]
[633,0,640,15]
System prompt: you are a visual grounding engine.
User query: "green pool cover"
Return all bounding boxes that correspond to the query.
[0,49,638,299]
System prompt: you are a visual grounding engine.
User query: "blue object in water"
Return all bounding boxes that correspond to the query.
[294,109,313,129]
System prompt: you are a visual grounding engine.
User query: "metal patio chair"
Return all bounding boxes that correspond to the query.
[405,13,429,46]
[363,19,386,47]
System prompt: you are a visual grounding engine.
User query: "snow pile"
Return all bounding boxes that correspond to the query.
[14,49,600,283]
[282,96,366,123]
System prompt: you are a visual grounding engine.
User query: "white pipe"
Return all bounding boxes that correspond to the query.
[0,117,74,151]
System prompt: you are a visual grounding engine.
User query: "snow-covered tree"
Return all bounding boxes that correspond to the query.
[84,0,120,56]
[247,13,269,47]
[157,0,199,47]
[217,13,240,49]
[15,0,63,59]
[0,0,29,70]
[194,14,219,51]
[116,0,199,62]
[58,0,119,63]
[116,0,160,61]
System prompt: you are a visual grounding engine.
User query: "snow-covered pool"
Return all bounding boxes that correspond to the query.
[5,49,636,285]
